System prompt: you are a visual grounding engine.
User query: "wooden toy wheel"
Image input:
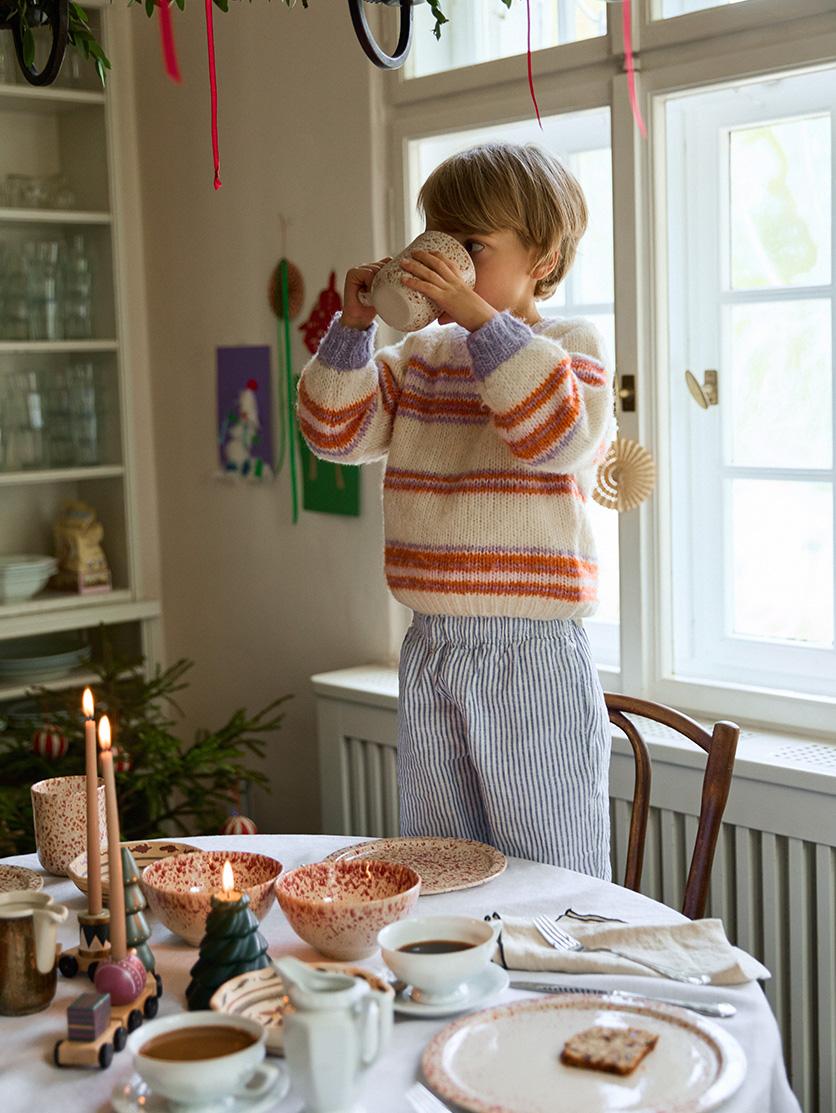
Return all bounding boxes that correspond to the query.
[113,1027,127,1052]
[347,0,413,70]
[86,960,99,981]
[8,0,69,86]
[98,1042,113,1070]
[127,1009,143,1032]
[154,973,163,997]
[144,995,159,1019]
[53,1040,63,1066]
[58,953,78,978]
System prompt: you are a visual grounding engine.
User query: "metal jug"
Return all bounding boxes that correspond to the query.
[0,890,68,1015]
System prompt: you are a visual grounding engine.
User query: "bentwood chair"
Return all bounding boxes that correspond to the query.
[604,693,740,920]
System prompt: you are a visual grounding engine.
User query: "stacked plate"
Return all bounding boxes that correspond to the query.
[0,554,57,604]
[0,634,91,682]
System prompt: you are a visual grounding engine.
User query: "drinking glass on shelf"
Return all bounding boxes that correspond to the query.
[0,245,30,340]
[5,370,46,469]
[48,174,77,210]
[25,239,62,340]
[69,361,100,465]
[62,234,94,339]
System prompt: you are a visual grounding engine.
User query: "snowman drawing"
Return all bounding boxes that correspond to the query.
[220,377,271,478]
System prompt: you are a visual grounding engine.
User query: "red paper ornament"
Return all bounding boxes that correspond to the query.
[32,727,68,761]
[220,814,258,836]
[113,747,133,775]
[269,260,305,320]
[300,272,343,354]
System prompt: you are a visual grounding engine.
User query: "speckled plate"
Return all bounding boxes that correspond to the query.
[322,837,507,896]
[209,963,395,1054]
[422,994,746,1113]
[0,864,44,892]
[67,839,200,898]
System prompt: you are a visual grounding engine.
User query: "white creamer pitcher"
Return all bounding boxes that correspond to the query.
[276,957,391,1113]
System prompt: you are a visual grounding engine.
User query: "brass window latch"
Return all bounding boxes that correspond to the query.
[685,369,719,409]
[617,374,636,413]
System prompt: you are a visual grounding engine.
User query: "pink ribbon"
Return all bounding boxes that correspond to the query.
[157,0,181,83]
[525,0,542,129]
[205,0,222,190]
[622,0,647,138]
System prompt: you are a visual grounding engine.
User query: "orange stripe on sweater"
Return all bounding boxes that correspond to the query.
[298,407,371,452]
[399,390,489,419]
[407,356,473,381]
[507,388,582,461]
[493,359,572,430]
[298,379,375,428]
[385,545,596,577]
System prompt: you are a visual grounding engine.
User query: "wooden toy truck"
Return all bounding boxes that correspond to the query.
[54,972,163,1070]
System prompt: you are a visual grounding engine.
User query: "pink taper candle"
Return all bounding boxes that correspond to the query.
[99,716,126,960]
[83,688,102,916]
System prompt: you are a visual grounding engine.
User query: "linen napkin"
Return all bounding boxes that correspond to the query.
[491,913,769,985]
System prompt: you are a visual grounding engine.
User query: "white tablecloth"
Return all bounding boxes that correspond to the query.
[1,835,801,1113]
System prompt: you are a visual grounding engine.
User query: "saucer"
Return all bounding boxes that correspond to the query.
[393,964,510,1018]
[111,1067,289,1113]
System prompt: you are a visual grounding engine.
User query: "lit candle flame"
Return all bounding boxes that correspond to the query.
[82,688,94,719]
[222,859,235,893]
[98,715,111,752]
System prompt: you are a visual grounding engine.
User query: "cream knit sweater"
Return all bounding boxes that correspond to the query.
[297,309,615,621]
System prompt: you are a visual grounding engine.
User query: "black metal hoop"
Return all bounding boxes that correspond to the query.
[347,0,413,71]
[5,0,69,86]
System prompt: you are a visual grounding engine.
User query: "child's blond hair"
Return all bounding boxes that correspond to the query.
[417,141,588,299]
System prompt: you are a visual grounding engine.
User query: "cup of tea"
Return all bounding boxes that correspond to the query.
[357,230,476,333]
[378,914,501,1005]
[31,775,106,876]
[128,1012,281,1106]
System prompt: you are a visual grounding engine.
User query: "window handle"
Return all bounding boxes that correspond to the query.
[685,369,719,409]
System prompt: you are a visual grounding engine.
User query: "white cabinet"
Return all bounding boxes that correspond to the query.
[0,6,161,700]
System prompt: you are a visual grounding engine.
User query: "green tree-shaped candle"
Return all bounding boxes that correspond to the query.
[186,885,270,1011]
[122,846,155,973]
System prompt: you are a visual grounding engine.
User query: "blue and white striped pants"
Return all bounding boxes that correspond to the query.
[397,613,611,880]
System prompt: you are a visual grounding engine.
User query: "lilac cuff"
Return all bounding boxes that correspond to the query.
[317,312,378,371]
[466,310,534,381]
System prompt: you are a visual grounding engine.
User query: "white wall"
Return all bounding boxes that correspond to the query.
[129,1,393,832]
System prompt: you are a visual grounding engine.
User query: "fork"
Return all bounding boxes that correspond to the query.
[406,1082,452,1113]
[533,915,711,986]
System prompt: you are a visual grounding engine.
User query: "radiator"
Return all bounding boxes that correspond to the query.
[313,669,836,1113]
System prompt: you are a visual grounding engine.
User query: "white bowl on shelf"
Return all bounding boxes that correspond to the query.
[0,554,57,603]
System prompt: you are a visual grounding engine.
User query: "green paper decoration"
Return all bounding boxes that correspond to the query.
[298,429,360,517]
[186,892,270,1011]
[122,846,155,974]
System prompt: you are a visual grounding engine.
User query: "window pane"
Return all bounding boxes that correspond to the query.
[730,116,831,291]
[407,0,606,80]
[587,497,619,625]
[657,0,749,17]
[730,479,833,646]
[729,300,832,469]
[573,148,614,305]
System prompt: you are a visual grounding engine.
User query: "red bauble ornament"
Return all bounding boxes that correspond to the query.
[300,272,342,354]
[113,747,133,775]
[94,953,147,1005]
[32,727,68,761]
[220,814,258,836]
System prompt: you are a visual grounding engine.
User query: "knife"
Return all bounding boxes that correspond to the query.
[508,981,736,1019]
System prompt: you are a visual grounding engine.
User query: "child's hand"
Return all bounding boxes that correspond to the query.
[341,258,392,330]
[400,250,497,332]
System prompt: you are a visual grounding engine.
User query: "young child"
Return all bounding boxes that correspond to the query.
[298,142,615,879]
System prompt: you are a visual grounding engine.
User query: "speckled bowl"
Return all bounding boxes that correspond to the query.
[141,851,283,946]
[275,860,421,960]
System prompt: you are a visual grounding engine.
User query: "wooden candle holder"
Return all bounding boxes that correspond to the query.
[53,971,163,1070]
[58,909,111,980]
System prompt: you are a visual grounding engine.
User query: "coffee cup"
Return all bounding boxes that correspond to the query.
[358,230,476,333]
[129,1011,280,1107]
[378,914,500,1005]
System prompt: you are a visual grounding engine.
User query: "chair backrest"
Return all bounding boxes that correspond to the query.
[604,693,739,919]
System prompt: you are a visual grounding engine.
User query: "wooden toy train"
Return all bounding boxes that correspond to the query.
[54,972,163,1070]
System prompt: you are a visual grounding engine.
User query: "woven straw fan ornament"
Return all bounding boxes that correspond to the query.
[593,436,656,512]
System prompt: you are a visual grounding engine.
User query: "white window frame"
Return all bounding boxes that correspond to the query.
[374,0,836,737]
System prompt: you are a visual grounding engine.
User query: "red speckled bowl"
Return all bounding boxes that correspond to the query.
[141,851,283,946]
[275,860,421,960]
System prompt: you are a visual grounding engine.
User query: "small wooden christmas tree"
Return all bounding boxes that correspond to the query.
[122,847,154,973]
[186,891,270,1011]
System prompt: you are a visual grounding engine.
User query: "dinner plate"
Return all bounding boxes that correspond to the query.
[209,963,395,1054]
[421,993,746,1113]
[0,864,44,892]
[321,837,507,895]
[67,839,200,898]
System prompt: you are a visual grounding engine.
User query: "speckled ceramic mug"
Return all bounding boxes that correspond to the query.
[31,775,106,877]
[358,230,476,333]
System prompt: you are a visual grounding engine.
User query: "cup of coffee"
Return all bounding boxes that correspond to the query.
[378,914,500,1005]
[358,230,476,333]
[129,1011,280,1106]
[31,775,106,876]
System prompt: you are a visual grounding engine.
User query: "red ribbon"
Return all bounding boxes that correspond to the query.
[157,0,181,83]
[622,0,647,138]
[525,0,542,129]
[205,0,222,190]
